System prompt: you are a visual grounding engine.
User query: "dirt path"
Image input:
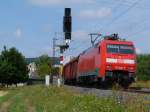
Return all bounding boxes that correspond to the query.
[0,91,10,112]
[0,91,8,97]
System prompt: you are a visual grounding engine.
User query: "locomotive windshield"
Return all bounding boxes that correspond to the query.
[107,44,134,54]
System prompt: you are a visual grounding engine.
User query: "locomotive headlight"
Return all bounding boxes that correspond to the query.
[106,58,135,64]
[124,59,135,64]
[106,58,117,63]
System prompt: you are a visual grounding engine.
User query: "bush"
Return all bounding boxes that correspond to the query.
[0,46,28,86]
[137,54,150,81]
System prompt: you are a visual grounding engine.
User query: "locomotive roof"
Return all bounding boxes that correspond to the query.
[79,39,134,55]
[102,39,134,45]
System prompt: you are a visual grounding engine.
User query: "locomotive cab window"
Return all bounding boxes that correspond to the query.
[107,44,119,53]
[107,44,134,54]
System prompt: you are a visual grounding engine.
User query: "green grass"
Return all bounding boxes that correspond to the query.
[0,85,149,112]
[130,81,150,88]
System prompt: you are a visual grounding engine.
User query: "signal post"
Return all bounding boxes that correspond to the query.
[59,8,72,84]
[52,8,72,86]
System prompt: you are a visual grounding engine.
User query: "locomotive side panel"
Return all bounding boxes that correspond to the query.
[77,45,101,78]
[99,42,107,78]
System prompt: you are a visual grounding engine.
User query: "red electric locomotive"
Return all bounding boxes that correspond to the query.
[63,34,136,88]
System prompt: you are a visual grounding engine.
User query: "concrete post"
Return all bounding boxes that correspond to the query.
[45,75,50,86]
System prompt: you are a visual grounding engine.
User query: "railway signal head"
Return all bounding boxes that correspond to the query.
[63,8,72,41]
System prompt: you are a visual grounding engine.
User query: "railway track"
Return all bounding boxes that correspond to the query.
[65,85,150,106]
[65,85,150,95]
[124,87,150,94]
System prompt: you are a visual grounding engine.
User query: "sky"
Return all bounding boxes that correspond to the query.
[0,0,150,58]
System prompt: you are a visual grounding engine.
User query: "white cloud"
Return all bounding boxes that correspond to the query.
[79,8,112,19]
[15,27,22,38]
[28,0,95,6]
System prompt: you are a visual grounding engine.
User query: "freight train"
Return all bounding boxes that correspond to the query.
[62,34,136,88]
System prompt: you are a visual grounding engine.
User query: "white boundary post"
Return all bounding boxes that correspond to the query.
[45,75,50,86]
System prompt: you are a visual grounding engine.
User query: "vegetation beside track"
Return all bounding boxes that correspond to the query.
[0,85,149,112]
[130,81,150,88]
[137,54,150,81]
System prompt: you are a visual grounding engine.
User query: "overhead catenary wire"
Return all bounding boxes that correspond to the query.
[123,17,150,37]
[117,0,150,10]
[101,0,141,32]
[64,0,150,58]
[127,24,150,38]
[107,0,150,38]
[66,1,128,52]
[64,41,90,56]
[69,0,143,53]
[97,0,150,10]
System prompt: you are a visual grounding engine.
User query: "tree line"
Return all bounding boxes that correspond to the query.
[0,47,60,87]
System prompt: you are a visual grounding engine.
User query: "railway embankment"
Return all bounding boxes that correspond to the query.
[0,85,149,112]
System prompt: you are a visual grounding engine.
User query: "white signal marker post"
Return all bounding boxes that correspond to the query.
[45,75,50,86]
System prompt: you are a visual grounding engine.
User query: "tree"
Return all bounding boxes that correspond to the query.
[36,55,52,78]
[51,67,60,76]
[137,54,150,81]
[0,46,28,87]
